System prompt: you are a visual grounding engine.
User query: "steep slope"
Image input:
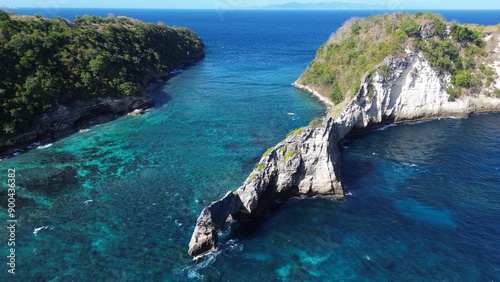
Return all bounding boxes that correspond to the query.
[188,12,500,257]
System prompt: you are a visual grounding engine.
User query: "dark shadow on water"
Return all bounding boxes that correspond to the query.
[340,137,379,192]
[229,220,263,239]
[148,91,173,108]
[222,198,291,243]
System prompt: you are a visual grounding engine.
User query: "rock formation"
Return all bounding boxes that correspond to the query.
[188,14,500,257]
[189,117,344,256]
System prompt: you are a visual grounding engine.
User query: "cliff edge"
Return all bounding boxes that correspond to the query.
[188,12,500,257]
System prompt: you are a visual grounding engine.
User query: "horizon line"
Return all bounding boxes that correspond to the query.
[5,7,500,11]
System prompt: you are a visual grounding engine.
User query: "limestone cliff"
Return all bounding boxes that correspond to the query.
[188,118,344,256]
[188,12,500,257]
[332,48,500,134]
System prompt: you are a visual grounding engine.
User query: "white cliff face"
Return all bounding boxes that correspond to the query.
[237,117,343,214]
[338,51,500,132]
[188,117,343,256]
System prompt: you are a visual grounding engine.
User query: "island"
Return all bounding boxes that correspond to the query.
[0,11,204,154]
[188,11,500,257]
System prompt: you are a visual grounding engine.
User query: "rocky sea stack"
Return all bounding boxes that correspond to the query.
[189,11,500,257]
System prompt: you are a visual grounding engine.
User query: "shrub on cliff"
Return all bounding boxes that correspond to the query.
[0,11,204,136]
[402,19,420,37]
[451,23,485,47]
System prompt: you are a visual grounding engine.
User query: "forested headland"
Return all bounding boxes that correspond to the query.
[0,10,204,150]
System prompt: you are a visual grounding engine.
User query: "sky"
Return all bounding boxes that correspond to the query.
[1,0,499,10]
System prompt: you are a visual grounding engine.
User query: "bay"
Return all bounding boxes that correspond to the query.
[0,9,499,281]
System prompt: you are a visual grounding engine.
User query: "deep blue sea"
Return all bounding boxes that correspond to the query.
[1,9,499,281]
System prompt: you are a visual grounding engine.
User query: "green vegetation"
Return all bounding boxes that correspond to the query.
[494,89,500,97]
[402,20,419,37]
[416,24,491,99]
[309,117,323,127]
[451,23,484,47]
[282,150,297,163]
[263,147,274,157]
[379,64,391,77]
[248,174,258,181]
[286,127,304,137]
[446,86,460,101]
[297,11,497,104]
[0,11,204,136]
[255,163,265,171]
[351,23,361,35]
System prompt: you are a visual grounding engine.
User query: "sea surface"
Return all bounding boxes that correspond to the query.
[1,9,499,281]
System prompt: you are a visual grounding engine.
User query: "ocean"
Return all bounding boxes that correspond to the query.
[0,9,499,281]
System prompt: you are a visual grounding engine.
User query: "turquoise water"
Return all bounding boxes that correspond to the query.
[1,9,499,281]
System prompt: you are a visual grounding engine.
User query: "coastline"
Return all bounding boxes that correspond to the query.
[0,53,205,158]
[292,82,335,108]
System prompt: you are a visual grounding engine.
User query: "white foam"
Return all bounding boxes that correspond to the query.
[33,225,54,237]
[177,249,218,280]
[375,125,389,131]
[37,143,53,149]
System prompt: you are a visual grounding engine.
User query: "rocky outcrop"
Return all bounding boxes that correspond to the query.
[188,117,344,256]
[128,109,146,116]
[188,25,500,257]
[189,50,500,257]
[335,51,500,133]
[292,83,335,108]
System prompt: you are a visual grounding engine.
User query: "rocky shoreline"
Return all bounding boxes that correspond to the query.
[292,82,335,108]
[188,41,500,256]
[0,53,205,157]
